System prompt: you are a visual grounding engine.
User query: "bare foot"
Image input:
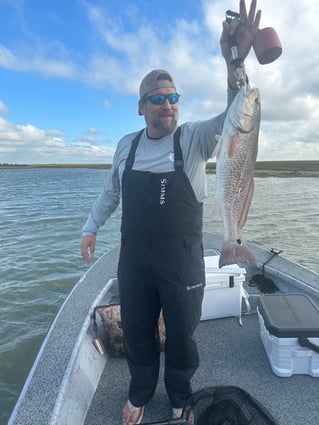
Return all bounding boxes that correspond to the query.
[122,400,144,425]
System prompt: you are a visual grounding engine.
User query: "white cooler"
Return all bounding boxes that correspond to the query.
[201,256,246,323]
[257,294,319,377]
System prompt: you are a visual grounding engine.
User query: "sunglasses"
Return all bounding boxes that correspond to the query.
[144,93,180,105]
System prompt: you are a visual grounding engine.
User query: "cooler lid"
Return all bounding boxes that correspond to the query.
[204,255,246,275]
[258,294,319,338]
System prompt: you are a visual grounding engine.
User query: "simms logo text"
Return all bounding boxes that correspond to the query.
[160,178,167,205]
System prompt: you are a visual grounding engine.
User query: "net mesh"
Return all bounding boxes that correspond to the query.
[183,386,279,425]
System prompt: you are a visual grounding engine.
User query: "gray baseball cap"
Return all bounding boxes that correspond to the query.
[139,69,176,99]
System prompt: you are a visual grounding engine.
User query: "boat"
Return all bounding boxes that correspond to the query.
[8,232,319,425]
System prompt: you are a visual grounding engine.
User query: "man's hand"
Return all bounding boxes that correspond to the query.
[81,235,96,262]
[220,0,261,65]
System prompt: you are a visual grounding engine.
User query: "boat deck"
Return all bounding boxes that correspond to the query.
[85,313,319,425]
[9,233,319,425]
[85,234,319,425]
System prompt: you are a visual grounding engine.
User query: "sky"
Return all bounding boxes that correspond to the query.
[0,0,318,164]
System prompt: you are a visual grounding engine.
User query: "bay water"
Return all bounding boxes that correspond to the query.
[1,168,318,424]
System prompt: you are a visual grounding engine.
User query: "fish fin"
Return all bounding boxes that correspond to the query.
[239,177,255,228]
[219,240,257,268]
[213,135,222,158]
[227,135,237,157]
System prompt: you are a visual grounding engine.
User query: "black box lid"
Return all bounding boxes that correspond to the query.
[258,294,319,338]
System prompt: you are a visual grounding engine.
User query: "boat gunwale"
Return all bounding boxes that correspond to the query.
[8,246,120,425]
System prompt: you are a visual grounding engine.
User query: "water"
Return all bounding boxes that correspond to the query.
[0,168,318,424]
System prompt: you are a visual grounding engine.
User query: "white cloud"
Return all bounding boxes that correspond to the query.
[258,134,319,161]
[0,45,76,78]
[0,100,9,115]
[0,117,115,164]
[103,100,111,109]
[0,45,23,70]
[0,0,318,162]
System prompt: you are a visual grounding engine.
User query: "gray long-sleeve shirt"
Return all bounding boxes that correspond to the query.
[82,87,238,236]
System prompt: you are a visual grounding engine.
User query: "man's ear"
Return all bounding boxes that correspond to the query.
[138,100,144,116]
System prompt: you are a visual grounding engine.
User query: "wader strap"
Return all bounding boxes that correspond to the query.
[125,127,183,170]
[125,129,144,170]
[173,126,183,169]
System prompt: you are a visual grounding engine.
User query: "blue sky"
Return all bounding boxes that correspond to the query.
[0,0,318,164]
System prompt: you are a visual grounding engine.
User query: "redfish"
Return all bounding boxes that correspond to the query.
[213,83,260,268]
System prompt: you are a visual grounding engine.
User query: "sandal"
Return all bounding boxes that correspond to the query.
[122,400,145,425]
[172,407,183,419]
[172,407,194,425]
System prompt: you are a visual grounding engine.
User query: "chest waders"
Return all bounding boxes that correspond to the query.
[118,127,205,408]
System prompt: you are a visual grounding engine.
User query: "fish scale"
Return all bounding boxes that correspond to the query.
[213,83,261,268]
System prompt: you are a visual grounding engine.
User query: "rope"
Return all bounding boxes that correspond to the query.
[249,249,282,293]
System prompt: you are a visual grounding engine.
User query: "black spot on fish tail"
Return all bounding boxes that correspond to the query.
[236,239,242,245]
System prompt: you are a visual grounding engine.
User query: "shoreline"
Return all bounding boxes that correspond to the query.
[1,160,318,178]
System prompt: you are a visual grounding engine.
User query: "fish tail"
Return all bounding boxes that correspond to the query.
[219,239,257,268]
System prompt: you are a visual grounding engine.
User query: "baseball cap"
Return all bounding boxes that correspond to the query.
[139,69,176,99]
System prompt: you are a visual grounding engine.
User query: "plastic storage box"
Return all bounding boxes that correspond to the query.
[201,256,246,322]
[257,294,319,377]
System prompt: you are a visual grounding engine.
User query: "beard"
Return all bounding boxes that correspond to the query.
[151,114,178,137]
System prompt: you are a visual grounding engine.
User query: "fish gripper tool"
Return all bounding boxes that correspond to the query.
[226,10,245,87]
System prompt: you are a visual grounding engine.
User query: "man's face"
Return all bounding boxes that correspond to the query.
[139,87,179,138]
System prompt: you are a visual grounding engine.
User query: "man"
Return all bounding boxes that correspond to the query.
[81,1,261,424]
